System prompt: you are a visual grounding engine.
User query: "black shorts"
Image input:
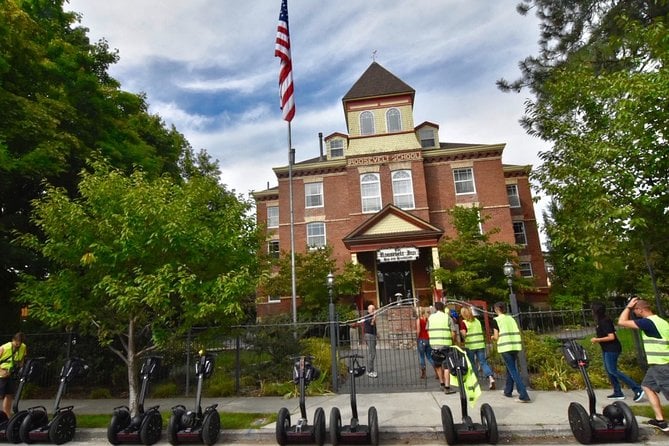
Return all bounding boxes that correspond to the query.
[0,377,18,399]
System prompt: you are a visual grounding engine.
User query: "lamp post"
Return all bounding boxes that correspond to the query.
[327,272,338,392]
[503,260,529,384]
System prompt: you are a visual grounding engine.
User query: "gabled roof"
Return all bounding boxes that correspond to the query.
[343,62,415,102]
[343,204,443,252]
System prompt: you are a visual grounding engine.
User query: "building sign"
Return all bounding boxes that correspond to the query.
[348,151,422,167]
[377,247,419,263]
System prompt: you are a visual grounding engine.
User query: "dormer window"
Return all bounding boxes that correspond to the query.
[419,128,435,148]
[329,139,344,158]
[386,108,401,133]
[360,111,375,136]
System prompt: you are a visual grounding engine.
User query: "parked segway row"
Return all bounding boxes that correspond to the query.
[435,346,498,445]
[329,354,378,446]
[18,357,88,445]
[108,356,163,445]
[0,357,45,443]
[276,355,326,446]
[563,339,639,444]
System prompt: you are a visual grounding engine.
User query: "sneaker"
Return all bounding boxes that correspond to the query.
[633,389,645,402]
[488,381,496,391]
[444,386,456,395]
[503,392,513,398]
[606,393,625,400]
[515,398,531,403]
[367,371,377,378]
[647,419,669,432]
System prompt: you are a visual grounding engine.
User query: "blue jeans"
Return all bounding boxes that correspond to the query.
[501,351,529,400]
[466,348,494,378]
[603,351,641,395]
[417,339,433,369]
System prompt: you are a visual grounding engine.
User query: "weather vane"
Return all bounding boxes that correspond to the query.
[372,50,377,62]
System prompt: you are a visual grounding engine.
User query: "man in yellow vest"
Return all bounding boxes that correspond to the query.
[0,332,28,415]
[491,302,531,402]
[428,301,457,394]
[618,297,669,432]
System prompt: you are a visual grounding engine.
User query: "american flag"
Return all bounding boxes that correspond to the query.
[275,0,295,122]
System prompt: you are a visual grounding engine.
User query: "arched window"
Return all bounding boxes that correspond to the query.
[386,108,401,133]
[360,111,375,136]
[360,173,381,213]
[392,170,415,209]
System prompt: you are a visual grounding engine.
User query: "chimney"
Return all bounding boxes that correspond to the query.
[318,132,324,161]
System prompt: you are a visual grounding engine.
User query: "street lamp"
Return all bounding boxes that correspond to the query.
[502,260,529,384]
[326,272,338,392]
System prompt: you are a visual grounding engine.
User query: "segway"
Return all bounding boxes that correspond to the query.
[0,357,44,443]
[19,357,88,444]
[108,356,163,445]
[275,355,326,446]
[167,351,220,445]
[329,354,378,445]
[438,347,498,445]
[562,339,639,444]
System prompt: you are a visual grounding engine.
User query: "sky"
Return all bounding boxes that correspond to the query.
[65,0,550,232]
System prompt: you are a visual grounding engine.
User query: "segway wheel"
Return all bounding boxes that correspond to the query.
[48,410,77,445]
[480,403,499,444]
[276,407,290,446]
[201,409,221,445]
[441,405,457,445]
[314,407,326,446]
[19,410,48,444]
[139,410,163,445]
[5,411,29,444]
[168,407,186,445]
[0,412,7,423]
[368,406,379,446]
[107,409,131,445]
[329,406,341,446]
[614,401,639,443]
[568,402,593,445]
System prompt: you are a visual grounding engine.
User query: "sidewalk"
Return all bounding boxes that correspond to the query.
[22,387,668,443]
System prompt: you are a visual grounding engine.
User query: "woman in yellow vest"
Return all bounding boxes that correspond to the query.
[460,306,496,390]
[618,297,669,432]
[491,302,530,402]
[0,332,28,416]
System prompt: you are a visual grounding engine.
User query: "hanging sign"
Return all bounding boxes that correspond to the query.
[377,247,419,263]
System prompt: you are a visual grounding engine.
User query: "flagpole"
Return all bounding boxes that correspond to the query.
[288,122,297,328]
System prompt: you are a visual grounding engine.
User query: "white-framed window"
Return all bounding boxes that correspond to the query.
[360,111,375,136]
[360,173,382,213]
[519,261,533,277]
[513,221,527,245]
[419,128,435,148]
[453,168,476,194]
[506,184,521,208]
[268,294,281,303]
[306,222,326,249]
[392,170,415,209]
[267,206,279,228]
[329,139,344,158]
[386,108,401,133]
[305,182,323,208]
[268,240,280,259]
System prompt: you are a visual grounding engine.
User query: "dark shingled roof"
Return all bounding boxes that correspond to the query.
[343,62,415,101]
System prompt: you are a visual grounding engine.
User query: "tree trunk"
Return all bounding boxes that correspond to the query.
[126,318,139,415]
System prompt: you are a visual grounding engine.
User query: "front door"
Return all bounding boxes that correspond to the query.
[377,261,412,307]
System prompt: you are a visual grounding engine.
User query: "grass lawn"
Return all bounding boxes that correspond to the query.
[77,412,276,429]
[630,403,669,420]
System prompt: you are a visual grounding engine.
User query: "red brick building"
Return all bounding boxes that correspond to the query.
[253,62,548,317]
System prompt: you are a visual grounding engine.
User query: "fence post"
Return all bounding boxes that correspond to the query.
[235,335,241,395]
[185,328,191,397]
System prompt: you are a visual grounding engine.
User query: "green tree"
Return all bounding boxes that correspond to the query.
[499,1,669,313]
[0,0,189,329]
[434,206,528,303]
[13,161,262,413]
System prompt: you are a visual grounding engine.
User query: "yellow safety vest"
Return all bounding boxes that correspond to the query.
[495,314,522,353]
[0,342,27,373]
[642,315,669,365]
[464,318,485,350]
[449,346,482,408]
[428,311,453,347]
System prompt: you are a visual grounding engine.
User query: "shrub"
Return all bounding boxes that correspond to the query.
[89,387,112,399]
[152,382,179,398]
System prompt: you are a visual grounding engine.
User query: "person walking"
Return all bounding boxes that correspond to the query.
[590,302,644,401]
[491,301,531,403]
[416,307,434,379]
[428,301,457,394]
[618,297,669,432]
[460,306,496,390]
[0,332,27,416]
[364,304,378,378]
